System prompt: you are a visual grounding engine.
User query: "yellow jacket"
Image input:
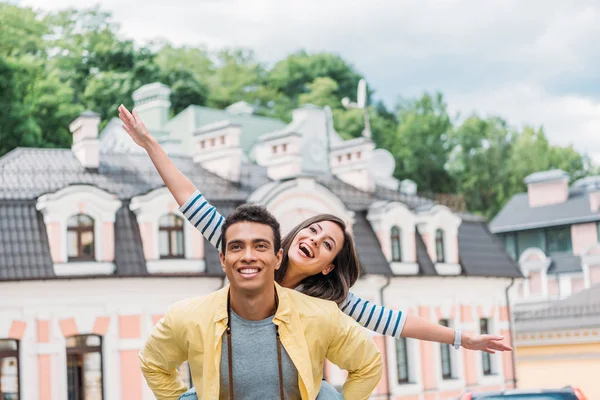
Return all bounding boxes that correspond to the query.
[139,283,382,400]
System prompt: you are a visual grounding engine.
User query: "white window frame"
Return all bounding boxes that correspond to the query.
[36,185,121,276]
[130,187,205,274]
[387,335,423,396]
[476,315,504,387]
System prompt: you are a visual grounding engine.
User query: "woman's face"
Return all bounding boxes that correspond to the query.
[287,220,345,277]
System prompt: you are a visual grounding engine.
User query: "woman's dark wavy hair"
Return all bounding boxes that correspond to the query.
[274,214,361,305]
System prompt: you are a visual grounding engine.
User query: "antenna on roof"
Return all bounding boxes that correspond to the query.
[341,78,371,139]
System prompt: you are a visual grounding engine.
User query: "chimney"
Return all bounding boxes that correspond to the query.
[255,105,331,181]
[330,137,376,192]
[400,179,417,195]
[524,169,569,208]
[571,176,600,212]
[70,110,100,169]
[132,82,171,133]
[255,131,303,181]
[193,121,243,183]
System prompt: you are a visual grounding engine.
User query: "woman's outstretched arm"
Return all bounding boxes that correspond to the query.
[341,292,512,353]
[118,104,196,206]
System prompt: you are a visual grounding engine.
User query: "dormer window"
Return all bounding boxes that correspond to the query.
[356,152,361,160]
[272,145,278,154]
[200,140,205,149]
[159,214,185,259]
[67,214,95,261]
[210,138,215,147]
[435,229,445,263]
[337,155,342,163]
[282,144,287,152]
[391,226,402,262]
[220,136,225,145]
[346,153,351,161]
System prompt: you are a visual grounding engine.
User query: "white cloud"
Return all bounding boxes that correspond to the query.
[448,83,600,163]
[19,0,600,164]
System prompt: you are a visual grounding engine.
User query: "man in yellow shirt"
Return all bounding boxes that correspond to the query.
[139,204,382,400]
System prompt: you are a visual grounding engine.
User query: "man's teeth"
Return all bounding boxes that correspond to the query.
[239,268,259,274]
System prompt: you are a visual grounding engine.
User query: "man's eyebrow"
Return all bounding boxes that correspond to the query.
[226,238,272,245]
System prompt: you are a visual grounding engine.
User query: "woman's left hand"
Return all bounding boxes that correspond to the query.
[461,333,513,353]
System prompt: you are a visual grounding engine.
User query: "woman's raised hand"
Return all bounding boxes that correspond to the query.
[118,104,154,148]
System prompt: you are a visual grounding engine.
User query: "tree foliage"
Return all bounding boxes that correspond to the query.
[0,3,594,219]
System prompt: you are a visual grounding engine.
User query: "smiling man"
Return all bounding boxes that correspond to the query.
[139,204,382,400]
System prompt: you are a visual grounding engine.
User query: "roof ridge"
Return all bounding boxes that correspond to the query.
[192,105,285,123]
[0,147,25,166]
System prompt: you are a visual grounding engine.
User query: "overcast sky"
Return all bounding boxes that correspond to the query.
[19,0,600,163]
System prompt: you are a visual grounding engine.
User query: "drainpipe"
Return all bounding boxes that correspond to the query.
[505,277,518,389]
[379,275,392,400]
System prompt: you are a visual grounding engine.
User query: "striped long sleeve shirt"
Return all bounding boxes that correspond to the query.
[180,190,407,338]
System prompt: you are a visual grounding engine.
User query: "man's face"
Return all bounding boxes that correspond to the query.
[220,222,283,295]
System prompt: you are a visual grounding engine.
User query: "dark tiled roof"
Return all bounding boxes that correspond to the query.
[415,232,437,276]
[0,201,55,279]
[514,284,600,333]
[113,203,148,276]
[458,220,522,278]
[352,212,392,276]
[546,253,582,274]
[0,148,247,201]
[489,191,600,233]
[0,146,514,281]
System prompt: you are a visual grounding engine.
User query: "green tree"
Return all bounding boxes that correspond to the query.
[507,126,591,194]
[267,51,363,103]
[154,43,213,114]
[82,71,134,125]
[0,4,48,57]
[207,49,264,109]
[298,77,339,108]
[0,57,42,155]
[447,116,514,217]
[46,6,159,112]
[384,92,455,194]
[29,69,84,148]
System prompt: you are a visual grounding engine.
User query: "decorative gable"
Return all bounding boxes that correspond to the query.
[36,185,122,275]
[130,187,205,274]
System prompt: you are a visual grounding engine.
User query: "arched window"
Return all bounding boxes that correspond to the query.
[391,226,402,262]
[159,214,185,259]
[67,214,95,261]
[0,339,19,400]
[435,229,445,263]
[66,335,103,400]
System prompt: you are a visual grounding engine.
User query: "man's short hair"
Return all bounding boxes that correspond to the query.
[221,204,281,254]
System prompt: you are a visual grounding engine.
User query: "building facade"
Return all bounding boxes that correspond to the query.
[490,169,600,303]
[512,284,600,399]
[490,169,600,397]
[0,83,521,400]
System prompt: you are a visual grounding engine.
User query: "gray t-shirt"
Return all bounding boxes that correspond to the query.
[219,310,301,400]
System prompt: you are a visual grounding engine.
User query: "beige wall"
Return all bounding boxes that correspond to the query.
[516,342,600,399]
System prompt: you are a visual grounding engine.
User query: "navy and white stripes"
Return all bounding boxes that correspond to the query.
[180,191,224,250]
[179,190,407,339]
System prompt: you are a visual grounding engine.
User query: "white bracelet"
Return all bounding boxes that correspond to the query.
[453,329,462,350]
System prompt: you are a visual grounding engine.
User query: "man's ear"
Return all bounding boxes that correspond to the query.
[220,251,226,272]
[322,264,335,276]
[274,248,284,270]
